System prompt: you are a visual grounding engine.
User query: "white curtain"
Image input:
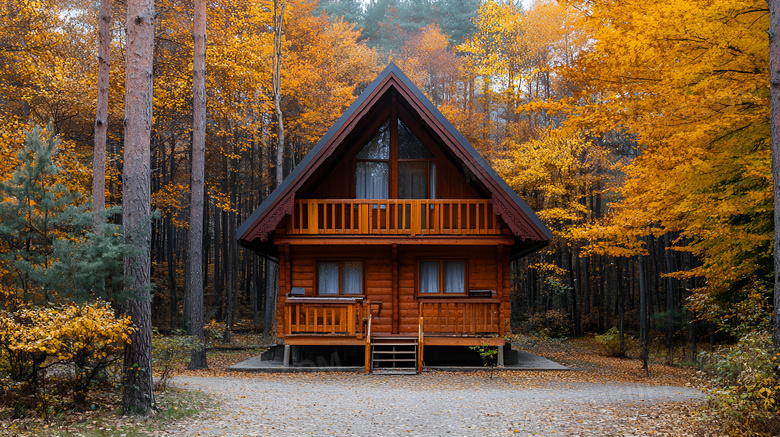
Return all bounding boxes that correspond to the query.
[318,262,339,295]
[444,260,465,293]
[429,162,436,199]
[356,161,389,199]
[342,261,362,294]
[419,261,439,293]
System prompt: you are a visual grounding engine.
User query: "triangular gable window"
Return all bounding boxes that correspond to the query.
[355,118,435,199]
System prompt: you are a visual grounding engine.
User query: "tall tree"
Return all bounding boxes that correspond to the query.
[273,0,286,185]
[122,0,155,415]
[188,0,207,369]
[93,0,112,230]
[769,0,780,349]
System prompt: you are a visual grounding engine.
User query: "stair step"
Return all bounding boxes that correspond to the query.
[372,357,417,361]
[371,368,417,375]
[371,350,416,354]
[372,343,418,347]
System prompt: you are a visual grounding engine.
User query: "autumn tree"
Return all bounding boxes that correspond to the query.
[769,0,780,349]
[187,0,207,369]
[122,0,156,414]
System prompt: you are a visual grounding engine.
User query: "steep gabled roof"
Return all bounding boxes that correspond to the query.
[237,63,552,254]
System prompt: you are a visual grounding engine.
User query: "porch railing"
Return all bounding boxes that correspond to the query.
[289,199,501,236]
[284,299,365,336]
[419,299,501,335]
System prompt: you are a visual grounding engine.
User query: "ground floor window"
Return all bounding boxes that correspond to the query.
[419,259,466,294]
[317,260,363,295]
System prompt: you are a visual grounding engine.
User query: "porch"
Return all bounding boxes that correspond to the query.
[281,297,504,373]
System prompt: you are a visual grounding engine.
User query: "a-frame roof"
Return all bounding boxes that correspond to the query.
[237,63,552,257]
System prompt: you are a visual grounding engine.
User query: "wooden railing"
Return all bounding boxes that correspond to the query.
[419,299,501,335]
[289,199,502,236]
[285,299,364,336]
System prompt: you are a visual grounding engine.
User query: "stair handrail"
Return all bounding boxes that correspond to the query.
[364,313,372,373]
[417,308,424,374]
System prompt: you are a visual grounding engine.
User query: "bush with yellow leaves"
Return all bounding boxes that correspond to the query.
[699,331,780,436]
[0,301,134,412]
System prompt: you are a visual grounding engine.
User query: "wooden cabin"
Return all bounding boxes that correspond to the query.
[237,64,551,373]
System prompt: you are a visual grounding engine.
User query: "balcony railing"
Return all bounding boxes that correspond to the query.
[419,299,501,335]
[284,298,365,336]
[289,199,502,236]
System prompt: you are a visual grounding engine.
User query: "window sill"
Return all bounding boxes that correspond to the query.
[285,295,365,303]
[415,295,499,304]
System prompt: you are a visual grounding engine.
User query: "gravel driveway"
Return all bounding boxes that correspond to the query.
[160,372,703,436]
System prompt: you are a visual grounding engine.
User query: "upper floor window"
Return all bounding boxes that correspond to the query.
[355,118,436,199]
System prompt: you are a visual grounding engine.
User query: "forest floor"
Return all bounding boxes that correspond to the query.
[0,335,712,436]
[157,334,708,436]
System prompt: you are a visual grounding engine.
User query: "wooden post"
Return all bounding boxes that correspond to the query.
[360,203,369,234]
[307,199,318,234]
[347,303,355,336]
[411,201,421,236]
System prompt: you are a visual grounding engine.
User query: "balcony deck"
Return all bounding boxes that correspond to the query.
[288,199,502,237]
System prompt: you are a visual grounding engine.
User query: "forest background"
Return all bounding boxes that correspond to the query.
[0,0,778,431]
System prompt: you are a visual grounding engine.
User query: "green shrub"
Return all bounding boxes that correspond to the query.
[699,331,780,436]
[152,334,204,392]
[594,327,635,357]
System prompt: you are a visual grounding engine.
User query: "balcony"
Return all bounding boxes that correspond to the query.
[289,199,502,237]
[419,298,501,336]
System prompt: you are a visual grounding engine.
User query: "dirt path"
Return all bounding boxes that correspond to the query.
[159,372,703,436]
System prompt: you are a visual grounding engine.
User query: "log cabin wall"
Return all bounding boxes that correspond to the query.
[276,244,509,338]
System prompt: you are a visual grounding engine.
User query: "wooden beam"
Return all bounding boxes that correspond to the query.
[424,337,505,346]
[283,336,366,346]
[274,236,517,246]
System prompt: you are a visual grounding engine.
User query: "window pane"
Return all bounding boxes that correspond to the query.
[419,261,439,293]
[398,120,428,159]
[398,161,427,199]
[357,121,390,159]
[342,261,362,294]
[430,162,436,199]
[356,161,389,199]
[318,262,339,295]
[444,260,465,293]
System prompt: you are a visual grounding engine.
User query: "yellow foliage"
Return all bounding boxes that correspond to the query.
[0,301,134,365]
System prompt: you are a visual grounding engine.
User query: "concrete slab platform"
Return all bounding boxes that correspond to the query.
[226,346,568,373]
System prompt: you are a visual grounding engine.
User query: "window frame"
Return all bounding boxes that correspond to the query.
[415,258,468,296]
[353,114,437,200]
[315,259,365,296]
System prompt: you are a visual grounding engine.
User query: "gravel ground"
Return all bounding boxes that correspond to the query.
[160,372,703,436]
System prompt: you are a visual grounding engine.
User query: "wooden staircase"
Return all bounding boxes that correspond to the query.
[369,336,418,374]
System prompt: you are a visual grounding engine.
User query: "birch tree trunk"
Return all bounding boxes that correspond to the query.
[93,0,112,229]
[188,0,207,369]
[768,0,780,349]
[122,0,155,414]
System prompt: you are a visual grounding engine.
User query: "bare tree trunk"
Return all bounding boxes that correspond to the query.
[638,252,650,377]
[769,0,780,349]
[93,0,112,229]
[188,0,207,369]
[264,258,278,342]
[273,0,285,186]
[122,0,155,414]
[664,233,675,363]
